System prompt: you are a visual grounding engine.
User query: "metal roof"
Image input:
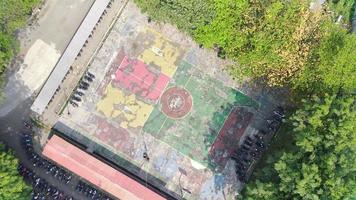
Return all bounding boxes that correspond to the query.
[31,0,111,115]
[42,135,166,200]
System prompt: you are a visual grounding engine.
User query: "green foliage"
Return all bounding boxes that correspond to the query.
[0,143,31,200]
[133,2,356,199]
[133,0,215,34]
[327,0,355,23]
[0,32,16,74]
[134,0,356,95]
[295,22,356,94]
[241,94,356,199]
[0,0,41,75]
[195,0,332,89]
[239,180,279,200]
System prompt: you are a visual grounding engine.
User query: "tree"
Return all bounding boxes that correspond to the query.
[194,0,356,93]
[0,0,41,76]
[0,143,31,200]
[195,0,335,88]
[133,0,215,34]
[240,180,279,200]
[293,20,356,94]
[242,94,356,199]
[132,1,356,199]
[135,0,356,95]
[327,0,355,24]
[0,32,16,74]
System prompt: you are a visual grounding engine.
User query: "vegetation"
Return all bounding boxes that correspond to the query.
[133,0,215,34]
[0,142,31,200]
[135,0,355,95]
[328,0,355,23]
[196,0,355,93]
[197,0,324,87]
[295,23,356,94]
[134,0,356,199]
[0,0,354,199]
[241,94,356,200]
[0,2,39,199]
[0,0,41,76]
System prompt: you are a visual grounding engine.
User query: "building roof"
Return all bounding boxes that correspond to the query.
[31,0,111,115]
[42,135,166,200]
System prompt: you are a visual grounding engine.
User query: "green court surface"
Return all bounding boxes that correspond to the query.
[143,61,258,166]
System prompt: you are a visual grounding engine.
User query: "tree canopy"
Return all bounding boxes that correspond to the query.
[194,0,356,93]
[0,0,41,76]
[241,94,356,199]
[135,0,356,95]
[133,2,356,198]
[327,0,355,24]
[293,21,356,94]
[0,143,31,200]
[133,0,215,34]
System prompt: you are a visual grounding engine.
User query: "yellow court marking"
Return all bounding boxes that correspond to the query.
[96,83,153,129]
[138,29,183,77]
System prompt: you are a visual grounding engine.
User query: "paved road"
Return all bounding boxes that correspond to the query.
[0,0,277,199]
[0,0,95,118]
[0,0,96,199]
[0,0,128,199]
[0,99,92,199]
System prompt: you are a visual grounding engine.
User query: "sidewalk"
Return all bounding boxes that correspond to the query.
[40,0,129,131]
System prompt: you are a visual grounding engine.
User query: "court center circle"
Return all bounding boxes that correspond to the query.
[160,87,192,119]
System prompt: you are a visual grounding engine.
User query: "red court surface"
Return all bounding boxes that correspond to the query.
[42,135,166,200]
[94,117,135,156]
[114,56,170,101]
[209,108,253,167]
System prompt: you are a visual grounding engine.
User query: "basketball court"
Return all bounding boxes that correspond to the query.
[56,3,261,199]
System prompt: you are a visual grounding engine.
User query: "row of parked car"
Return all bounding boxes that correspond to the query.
[75,181,114,200]
[70,71,95,107]
[20,127,111,200]
[18,164,74,200]
[232,107,285,183]
[21,132,73,185]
